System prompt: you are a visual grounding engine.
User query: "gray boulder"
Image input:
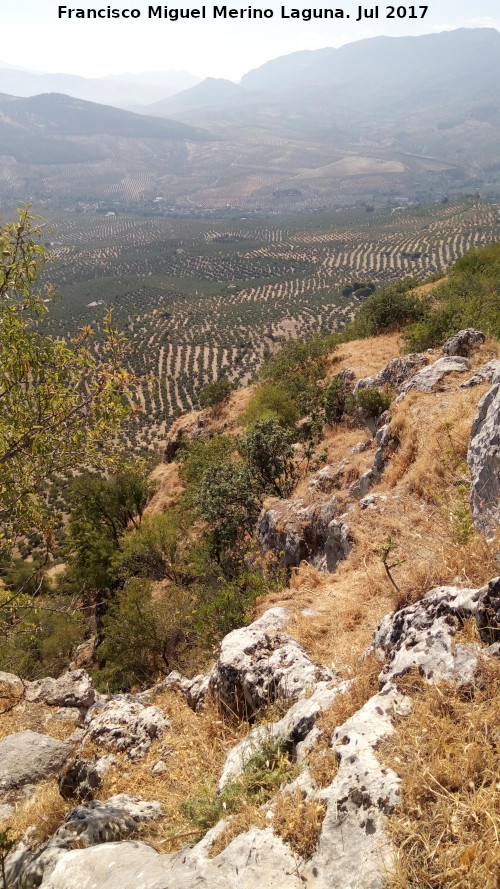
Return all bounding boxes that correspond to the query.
[6,796,162,888]
[442,328,485,357]
[257,495,350,573]
[207,609,334,717]
[84,697,168,758]
[0,731,72,794]
[467,371,500,533]
[25,670,95,709]
[460,359,500,389]
[349,423,390,499]
[398,356,470,397]
[372,577,500,686]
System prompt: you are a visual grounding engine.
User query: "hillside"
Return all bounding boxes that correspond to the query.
[1,29,500,211]
[0,64,201,109]
[2,317,500,887]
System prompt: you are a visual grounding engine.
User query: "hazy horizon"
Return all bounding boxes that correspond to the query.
[1,1,499,83]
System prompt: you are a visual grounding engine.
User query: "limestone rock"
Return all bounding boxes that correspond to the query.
[442,328,485,357]
[460,359,500,388]
[207,609,334,717]
[0,731,72,795]
[372,578,500,686]
[349,424,390,499]
[468,372,500,533]
[6,796,162,888]
[257,495,350,573]
[398,356,470,397]
[25,670,95,709]
[306,462,345,495]
[84,697,168,758]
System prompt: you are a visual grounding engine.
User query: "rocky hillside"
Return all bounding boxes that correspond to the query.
[2,321,500,888]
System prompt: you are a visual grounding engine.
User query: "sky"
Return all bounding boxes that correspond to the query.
[1,0,499,81]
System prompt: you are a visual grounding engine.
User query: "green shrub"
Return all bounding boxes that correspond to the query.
[95,578,193,691]
[181,736,297,833]
[239,418,298,498]
[196,460,260,561]
[341,279,424,340]
[198,377,235,410]
[323,376,351,425]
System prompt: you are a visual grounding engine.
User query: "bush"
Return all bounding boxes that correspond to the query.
[196,460,260,561]
[323,376,351,425]
[95,578,193,691]
[341,279,424,340]
[239,418,298,498]
[198,377,235,410]
[347,387,392,435]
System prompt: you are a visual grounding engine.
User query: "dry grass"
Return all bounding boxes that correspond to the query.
[307,654,381,788]
[272,789,326,859]
[0,780,69,842]
[99,691,248,853]
[208,806,267,858]
[0,701,80,743]
[382,659,500,889]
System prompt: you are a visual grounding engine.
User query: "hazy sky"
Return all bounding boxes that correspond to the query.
[1,0,499,80]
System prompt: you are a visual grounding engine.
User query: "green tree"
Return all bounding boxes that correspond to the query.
[0,207,133,551]
[239,418,298,498]
[196,460,259,562]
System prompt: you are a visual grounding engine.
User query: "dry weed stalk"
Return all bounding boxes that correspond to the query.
[272,789,326,859]
[383,660,500,889]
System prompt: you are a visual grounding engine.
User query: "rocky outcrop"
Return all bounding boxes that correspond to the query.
[6,796,162,889]
[217,679,349,791]
[58,756,116,802]
[372,577,500,685]
[25,670,95,710]
[442,328,485,357]
[460,359,500,389]
[467,371,500,533]
[207,609,335,717]
[349,423,390,499]
[355,353,429,393]
[306,462,346,495]
[83,697,168,759]
[398,356,470,397]
[257,495,350,573]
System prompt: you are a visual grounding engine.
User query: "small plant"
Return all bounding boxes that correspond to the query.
[182,737,298,838]
[379,534,403,593]
[0,828,15,889]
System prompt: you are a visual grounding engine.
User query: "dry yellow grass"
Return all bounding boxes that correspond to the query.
[0,780,70,842]
[98,691,248,853]
[272,790,326,859]
[0,700,80,743]
[208,807,267,858]
[382,659,500,889]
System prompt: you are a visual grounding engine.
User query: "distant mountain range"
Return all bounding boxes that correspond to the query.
[0,64,200,109]
[1,29,500,212]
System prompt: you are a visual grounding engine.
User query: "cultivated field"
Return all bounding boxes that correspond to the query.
[37,197,500,452]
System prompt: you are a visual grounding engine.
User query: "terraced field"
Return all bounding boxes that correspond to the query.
[37,197,500,452]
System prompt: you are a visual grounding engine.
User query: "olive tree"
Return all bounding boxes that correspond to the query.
[0,207,133,551]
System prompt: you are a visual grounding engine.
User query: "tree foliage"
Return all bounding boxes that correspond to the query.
[0,207,133,549]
